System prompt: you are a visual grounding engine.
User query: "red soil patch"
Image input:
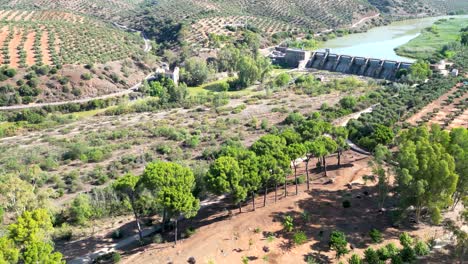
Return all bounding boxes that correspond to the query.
[447,108,468,130]
[8,28,22,68]
[0,26,9,65]
[40,30,52,65]
[24,31,36,66]
[119,151,443,264]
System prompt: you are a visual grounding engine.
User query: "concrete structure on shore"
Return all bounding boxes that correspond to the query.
[269,47,413,80]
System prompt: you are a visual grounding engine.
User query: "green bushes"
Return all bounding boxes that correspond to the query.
[329,231,349,258]
[282,215,294,232]
[369,229,383,243]
[292,231,307,245]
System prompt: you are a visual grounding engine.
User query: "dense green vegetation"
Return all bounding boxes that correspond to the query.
[395,17,468,60]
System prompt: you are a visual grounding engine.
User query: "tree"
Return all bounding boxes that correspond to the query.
[329,231,349,259]
[7,209,64,264]
[236,56,260,89]
[448,127,468,208]
[303,141,321,191]
[332,127,349,166]
[251,135,290,202]
[220,147,260,211]
[0,175,45,216]
[317,136,338,177]
[0,237,19,264]
[369,145,392,209]
[140,161,200,244]
[396,126,458,223]
[181,57,209,86]
[206,156,247,213]
[287,143,306,195]
[112,174,143,241]
[409,60,431,81]
[69,194,93,225]
[339,96,357,110]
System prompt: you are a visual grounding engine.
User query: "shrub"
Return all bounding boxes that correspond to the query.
[329,231,349,258]
[184,227,197,238]
[275,73,291,87]
[385,243,399,258]
[400,246,416,263]
[364,248,380,264]
[112,252,121,263]
[369,229,383,243]
[81,73,92,80]
[348,254,362,264]
[390,255,403,264]
[87,149,104,163]
[292,231,307,245]
[153,234,163,244]
[376,246,390,260]
[284,112,304,125]
[282,215,294,232]
[399,232,413,248]
[184,135,200,148]
[414,241,430,256]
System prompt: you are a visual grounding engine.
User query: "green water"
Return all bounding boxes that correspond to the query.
[319,15,468,62]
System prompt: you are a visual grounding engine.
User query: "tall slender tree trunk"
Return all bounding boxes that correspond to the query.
[162,208,166,232]
[305,159,310,191]
[238,202,242,213]
[275,182,278,202]
[294,163,298,195]
[323,156,327,177]
[264,186,267,207]
[174,218,178,245]
[337,150,341,166]
[252,192,255,211]
[130,197,143,242]
[284,175,287,197]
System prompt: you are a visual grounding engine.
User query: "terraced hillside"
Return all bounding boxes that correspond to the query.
[0,0,142,20]
[0,10,144,68]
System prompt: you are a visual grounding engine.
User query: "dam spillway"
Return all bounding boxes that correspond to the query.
[270,48,413,80]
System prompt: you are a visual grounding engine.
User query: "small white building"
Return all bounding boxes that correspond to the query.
[155,64,180,85]
[451,68,459,77]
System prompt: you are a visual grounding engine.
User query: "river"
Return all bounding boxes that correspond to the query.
[319,15,468,62]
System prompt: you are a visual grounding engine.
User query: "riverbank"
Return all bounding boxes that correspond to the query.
[395,17,468,60]
[318,15,468,62]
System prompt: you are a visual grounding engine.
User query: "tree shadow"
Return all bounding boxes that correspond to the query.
[267,183,419,261]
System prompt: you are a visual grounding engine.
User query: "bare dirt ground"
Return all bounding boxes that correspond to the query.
[118,152,450,264]
[0,26,8,64]
[24,31,36,66]
[8,28,22,68]
[40,30,52,65]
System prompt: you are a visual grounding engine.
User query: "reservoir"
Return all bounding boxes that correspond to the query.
[319,15,468,62]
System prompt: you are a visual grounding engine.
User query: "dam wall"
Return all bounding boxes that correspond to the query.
[270,48,413,80]
[308,52,412,80]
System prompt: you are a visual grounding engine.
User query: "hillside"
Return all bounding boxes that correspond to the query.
[0,0,142,20]
[0,10,155,105]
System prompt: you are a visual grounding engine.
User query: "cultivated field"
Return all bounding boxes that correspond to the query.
[0,0,143,20]
[0,10,144,68]
[406,83,468,129]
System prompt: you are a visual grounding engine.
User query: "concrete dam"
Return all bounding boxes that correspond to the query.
[270,47,413,80]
